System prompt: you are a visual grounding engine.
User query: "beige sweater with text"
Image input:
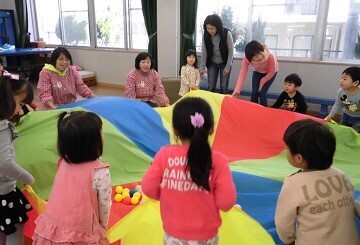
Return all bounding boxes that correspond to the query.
[275,167,359,245]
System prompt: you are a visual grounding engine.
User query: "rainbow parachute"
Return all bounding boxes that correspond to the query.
[15,90,359,244]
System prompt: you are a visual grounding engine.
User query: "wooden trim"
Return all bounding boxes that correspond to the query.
[96,82,125,91]
[82,77,97,87]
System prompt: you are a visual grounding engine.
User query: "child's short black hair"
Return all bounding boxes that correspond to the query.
[184,49,198,68]
[285,73,302,87]
[342,66,360,86]
[283,119,336,170]
[57,111,103,164]
[0,57,3,65]
[135,52,154,70]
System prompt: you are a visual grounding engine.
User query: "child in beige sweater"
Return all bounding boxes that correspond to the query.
[275,119,359,245]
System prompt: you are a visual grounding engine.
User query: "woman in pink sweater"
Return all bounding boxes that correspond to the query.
[142,97,236,245]
[37,47,96,110]
[125,52,169,107]
[232,40,279,107]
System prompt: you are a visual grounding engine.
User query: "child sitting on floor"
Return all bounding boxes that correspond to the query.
[271,73,308,114]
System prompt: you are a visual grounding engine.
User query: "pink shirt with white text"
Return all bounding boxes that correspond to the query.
[142,145,236,241]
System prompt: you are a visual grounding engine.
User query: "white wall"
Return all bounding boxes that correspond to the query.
[68,48,138,85]
[0,0,15,10]
[157,0,180,77]
[0,0,354,102]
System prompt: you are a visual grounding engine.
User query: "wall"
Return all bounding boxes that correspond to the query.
[0,0,15,10]
[0,0,353,102]
[157,0,180,77]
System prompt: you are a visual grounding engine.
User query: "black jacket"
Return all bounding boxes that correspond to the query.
[204,27,230,68]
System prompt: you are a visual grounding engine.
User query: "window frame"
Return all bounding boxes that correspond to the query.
[29,0,147,51]
[196,0,360,64]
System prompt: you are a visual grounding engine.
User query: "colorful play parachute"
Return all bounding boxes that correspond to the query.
[15,90,359,244]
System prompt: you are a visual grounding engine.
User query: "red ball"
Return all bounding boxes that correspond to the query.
[122,196,131,205]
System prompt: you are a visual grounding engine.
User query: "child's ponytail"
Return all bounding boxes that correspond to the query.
[187,120,212,191]
[172,98,214,191]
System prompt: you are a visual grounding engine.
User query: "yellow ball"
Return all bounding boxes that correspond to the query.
[114,194,123,202]
[122,192,130,198]
[123,188,130,193]
[133,192,141,199]
[115,186,123,194]
[131,196,139,205]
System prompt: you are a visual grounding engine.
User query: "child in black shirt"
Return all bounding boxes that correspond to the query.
[272,73,308,114]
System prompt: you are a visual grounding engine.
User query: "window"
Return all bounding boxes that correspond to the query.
[196,0,319,58]
[323,0,360,60]
[61,0,90,46]
[196,1,249,54]
[252,0,318,58]
[94,0,125,48]
[33,0,61,45]
[292,35,313,57]
[33,0,148,49]
[265,35,278,50]
[323,36,333,59]
[128,0,148,49]
[196,0,360,62]
[285,0,317,15]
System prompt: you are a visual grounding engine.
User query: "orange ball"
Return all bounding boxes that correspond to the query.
[123,188,130,193]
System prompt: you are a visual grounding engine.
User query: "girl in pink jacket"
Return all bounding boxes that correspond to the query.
[33,111,111,244]
[142,97,236,245]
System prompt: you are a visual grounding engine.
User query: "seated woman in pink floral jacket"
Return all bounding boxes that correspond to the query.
[125,52,169,107]
[37,47,96,110]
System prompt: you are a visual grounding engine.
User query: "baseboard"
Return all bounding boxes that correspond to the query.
[96,82,125,90]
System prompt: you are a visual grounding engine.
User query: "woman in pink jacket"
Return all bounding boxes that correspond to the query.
[232,40,279,107]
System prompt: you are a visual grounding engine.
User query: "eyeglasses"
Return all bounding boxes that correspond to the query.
[58,58,70,63]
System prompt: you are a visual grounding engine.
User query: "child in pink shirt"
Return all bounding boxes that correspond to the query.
[33,111,111,244]
[232,40,279,107]
[142,97,236,245]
